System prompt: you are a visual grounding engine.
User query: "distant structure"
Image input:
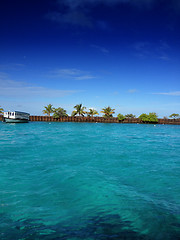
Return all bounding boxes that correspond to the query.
[3,111,30,123]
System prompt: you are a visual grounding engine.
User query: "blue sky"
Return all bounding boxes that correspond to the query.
[0,0,180,117]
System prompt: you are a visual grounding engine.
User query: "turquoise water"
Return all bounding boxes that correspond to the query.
[0,122,179,240]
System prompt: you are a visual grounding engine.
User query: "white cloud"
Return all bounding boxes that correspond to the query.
[0,63,24,71]
[96,20,109,30]
[0,72,9,79]
[48,0,158,28]
[50,68,96,80]
[133,41,171,61]
[74,75,96,80]
[0,74,80,99]
[152,91,180,96]
[91,44,109,54]
[128,89,137,93]
[54,68,82,76]
[57,0,156,9]
[158,55,170,61]
[47,0,180,28]
[46,11,92,28]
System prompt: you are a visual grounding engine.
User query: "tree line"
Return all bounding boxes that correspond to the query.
[0,105,179,123]
[42,104,180,123]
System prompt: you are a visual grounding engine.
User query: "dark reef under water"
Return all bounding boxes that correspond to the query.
[1,213,179,240]
[1,123,180,240]
[0,213,148,240]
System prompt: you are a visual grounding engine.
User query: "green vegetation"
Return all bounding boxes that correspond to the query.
[139,113,148,122]
[125,113,136,118]
[71,104,86,117]
[0,106,4,114]
[139,112,158,123]
[87,108,99,117]
[148,112,158,122]
[39,105,179,125]
[43,104,54,117]
[43,104,68,118]
[117,113,125,121]
[53,107,68,118]
[101,106,115,118]
[169,113,180,119]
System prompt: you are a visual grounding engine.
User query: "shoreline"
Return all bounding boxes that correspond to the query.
[30,116,180,125]
[27,116,180,125]
[1,115,180,125]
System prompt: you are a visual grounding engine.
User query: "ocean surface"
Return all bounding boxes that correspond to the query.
[0,122,179,240]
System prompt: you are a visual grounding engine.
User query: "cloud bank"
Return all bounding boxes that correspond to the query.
[47,0,158,28]
[0,74,79,99]
[128,89,137,93]
[133,41,170,61]
[49,68,96,80]
[46,0,180,28]
[153,91,180,96]
[57,0,157,9]
[91,45,109,54]
[47,11,93,28]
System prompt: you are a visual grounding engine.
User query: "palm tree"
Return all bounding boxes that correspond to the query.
[117,113,125,121]
[71,104,86,117]
[0,106,4,115]
[87,108,99,117]
[42,104,53,116]
[53,107,68,118]
[101,106,115,118]
[169,113,180,119]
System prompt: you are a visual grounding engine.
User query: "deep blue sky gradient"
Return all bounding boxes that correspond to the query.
[0,0,180,116]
